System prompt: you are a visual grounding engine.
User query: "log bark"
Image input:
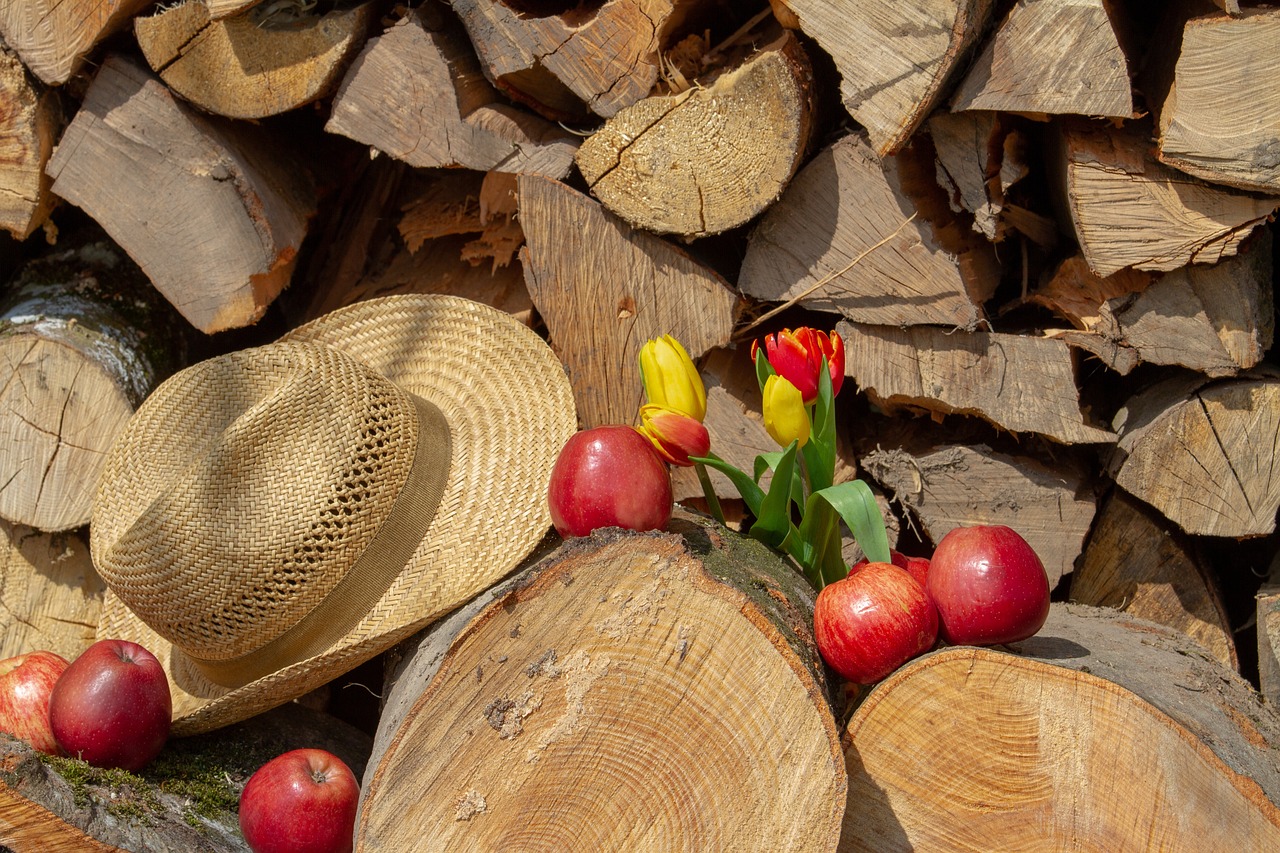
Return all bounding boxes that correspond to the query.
[0,238,186,532]
[1109,369,1280,537]
[0,522,102,662]
[0,703,372,853]
[449,0,700,120]
[840,603,1280,851]
[1260,553,1280,705]
[1155,7,1280,194]
[860,443,1095,590]
[0,0,148,85]
[837,320,1117,445]
[45,54,317,334]
[1072,489,1237,670]
[775,0,994,155]
[134,0,379,119]
[739,133,1000,329]
[326,6,579,177]
[949,0,1134,119]
[1053,117,1280,277]
[575,29,815,238]
[0,49,59,240]
[358,514,847,851]
[517,174,739,428]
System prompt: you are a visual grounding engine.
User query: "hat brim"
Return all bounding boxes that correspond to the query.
[95,295,577,735]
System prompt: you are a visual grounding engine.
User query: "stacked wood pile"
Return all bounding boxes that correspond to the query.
[0,0,1279,849]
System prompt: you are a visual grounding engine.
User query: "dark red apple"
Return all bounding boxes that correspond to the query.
[0,650,69,755]
[813,562,939,685]
[849,550,930,590]
[547,425,673,538]
[48,639,172,772]
[926,524,1051,646]
[239,748,360,853]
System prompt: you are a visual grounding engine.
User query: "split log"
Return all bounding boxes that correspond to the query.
[859,442,1095,590]
[0,0,148,85]
[575,29,815,238]
[0,703,373,853]
[928,111,1009,242]
[0,50,59,240]
[326,7,579,177]
[449,0,701,120]
[1109,369,1280,537]
[1155,8,1280,194]
[358,515,847,851]
[775,0,994,155]
[0,238,186,532]
[1052,117,1280,277]
[1035,227,1273,377]
[1260,552,1280,704]
[836,320,1117,445]
[134,0,379,119]
[0,523,102,662]
[739,133,1000,329]
[45,54,317,335]
[949,0,1134,119]
[517,174,739,427]
[1072,489,1236,670]
[841,604,1280,851]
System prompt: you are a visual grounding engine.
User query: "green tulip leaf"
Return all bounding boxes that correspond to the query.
[750,441,799,550]
[812,479,891,566]
[690,453,765,519]
[754,346,776,395]
[796,498,845,589]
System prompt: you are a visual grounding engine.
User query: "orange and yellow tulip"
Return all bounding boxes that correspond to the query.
[751,328,844,404]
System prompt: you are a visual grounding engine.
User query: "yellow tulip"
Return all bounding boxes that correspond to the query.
[638,335,706,422]
[762,375,809,448]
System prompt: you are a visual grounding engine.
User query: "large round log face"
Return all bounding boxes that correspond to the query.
[359,530,846,850]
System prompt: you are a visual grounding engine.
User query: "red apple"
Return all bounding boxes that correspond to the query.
[813,562,939,685]
[0,650,69,755]
[48,639,172,772]
[850,550,931,590]
[547,425,673,538]
[239,748,360,853]
[926,524,1051,646]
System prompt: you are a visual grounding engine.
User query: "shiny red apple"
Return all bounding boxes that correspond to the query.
[849,550,930,589]
[926,524,1051,646]
[239,748,360,853]
[813,562,939,685]
[48,639,172,772]
[547,425,673,538]
[0,650,69,755]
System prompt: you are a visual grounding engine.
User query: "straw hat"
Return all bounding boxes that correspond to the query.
[90,295,577,735]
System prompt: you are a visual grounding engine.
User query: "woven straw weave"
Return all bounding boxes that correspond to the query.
[92,295,578,735]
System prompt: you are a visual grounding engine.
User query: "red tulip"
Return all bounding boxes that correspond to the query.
[636,405,711,467]
[751,328,844,404]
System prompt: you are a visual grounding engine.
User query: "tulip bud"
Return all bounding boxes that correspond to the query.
[639,335,707,422]
[761,375,810,448]
[751,328,845,405]
[636,404,711,467]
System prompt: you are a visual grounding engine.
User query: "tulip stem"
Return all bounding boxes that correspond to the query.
[694,462,727,527]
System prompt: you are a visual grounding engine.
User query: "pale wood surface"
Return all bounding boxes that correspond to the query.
[517,174,738,428]
[1056,118,1280,277]
[450,0,699,119]
[841,604,1280,851]
[837,320,1117,445]
[860,443,1095,589]
[0,50,58,240]
[1072,489,1236,670]
[576,30,815,238]
[739,133,1000,329]
[1157,7,1280,193]
[45,54,316,334]
[359,516,846,851]
[950,0,1133,118]
[202,0,260,19]
[0,522,102,661]
[135,0,378,119]
[928,110,1009,241]
[778,0,994,155]
[326,7,578,176]
[1109,369,1280,537]
[0,0,148,85]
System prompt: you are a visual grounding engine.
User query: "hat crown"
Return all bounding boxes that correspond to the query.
[92,342,425,665]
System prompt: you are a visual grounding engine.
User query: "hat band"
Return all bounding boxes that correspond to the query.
[188,394,452,688]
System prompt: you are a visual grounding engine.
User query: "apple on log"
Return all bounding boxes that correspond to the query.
[240,748,360,853]
[0,650,69,755]
[547,425,674,538]
[841,603,1280,850]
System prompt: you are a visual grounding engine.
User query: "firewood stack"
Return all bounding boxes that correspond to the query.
[1,0,1279,849]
